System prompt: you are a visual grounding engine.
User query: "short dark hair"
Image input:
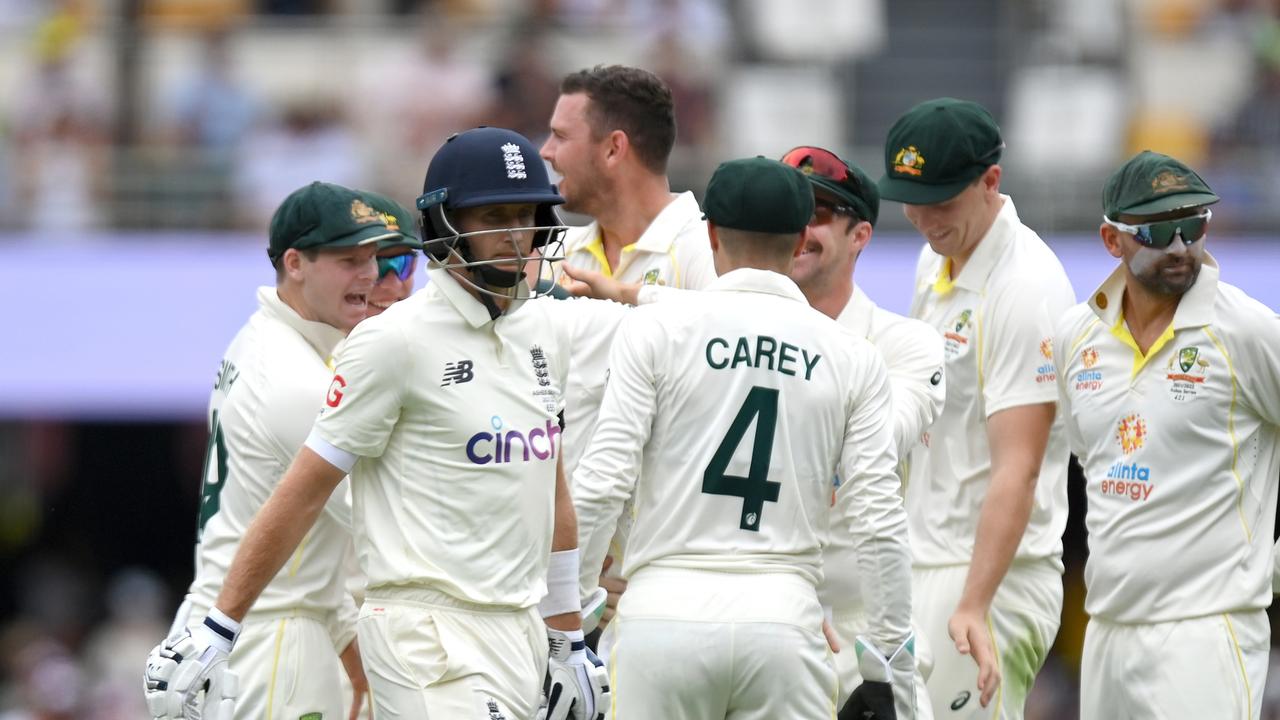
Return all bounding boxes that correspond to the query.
[273,246,321,281]
[560,65,676,175]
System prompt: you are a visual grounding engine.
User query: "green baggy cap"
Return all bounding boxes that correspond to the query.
[703,156,815,234]
[1103,150,1220,220]
[878,98,1004,205]
[268,182,404,261]
[361,191,424,251]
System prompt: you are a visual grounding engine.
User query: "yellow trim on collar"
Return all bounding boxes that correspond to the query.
[932,258,957,295]
[1108,312,1176,379]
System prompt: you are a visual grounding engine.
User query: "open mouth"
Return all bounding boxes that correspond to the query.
[369,299,391,310]
[345,292,367,307]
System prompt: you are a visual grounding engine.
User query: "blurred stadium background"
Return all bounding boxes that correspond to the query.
[0,0,1278,717]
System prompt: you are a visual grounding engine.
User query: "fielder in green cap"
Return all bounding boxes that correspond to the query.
[363,191,424,317]
[1057,151,1280,719]
[560,153,915,720]
[877,97,1076,718]
[145,180,418,720]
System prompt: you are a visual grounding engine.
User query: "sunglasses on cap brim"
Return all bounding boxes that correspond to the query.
[1102,209,1212,249]
[377,253,417,281]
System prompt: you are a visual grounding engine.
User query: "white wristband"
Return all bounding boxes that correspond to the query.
[202,606,243,653]
[539,550,582,618]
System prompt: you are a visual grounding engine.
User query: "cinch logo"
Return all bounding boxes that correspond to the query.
[466,415,560,465]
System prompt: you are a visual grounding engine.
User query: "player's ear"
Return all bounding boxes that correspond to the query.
[791,226,808,259]
[706,222,721,254]
[604,129,627,166]
[1100,223,1124,260]
[282,248,306,280]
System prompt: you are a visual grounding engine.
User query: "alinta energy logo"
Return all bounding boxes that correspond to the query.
[1035,337,1056,384]
[1075,346,1103,391]
[465,415,561,465]
[1103,413,1154,501]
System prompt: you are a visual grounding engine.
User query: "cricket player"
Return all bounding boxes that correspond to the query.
[143,128,612,720]
[1055,151,1280,718]
[878,98,1074,717]
[779,145,945,719]
[366,191,422,317]
[541,66,716,634]
[143,181,418,720]
[573,157,915,719]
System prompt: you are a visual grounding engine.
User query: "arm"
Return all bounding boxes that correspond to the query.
[216,446,347,620]
[950,401,1054,705]
[544,456,584,633]
[882,322,946,459]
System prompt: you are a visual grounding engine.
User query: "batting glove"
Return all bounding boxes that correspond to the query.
[541,627,610,720]
[841,634,917,720]
[143,609,241,720]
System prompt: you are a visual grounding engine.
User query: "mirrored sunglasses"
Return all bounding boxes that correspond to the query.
[377,253,417,282]
[1103,209,1212,249]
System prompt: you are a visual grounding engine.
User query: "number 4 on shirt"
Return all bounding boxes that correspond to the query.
[702,386,780,531]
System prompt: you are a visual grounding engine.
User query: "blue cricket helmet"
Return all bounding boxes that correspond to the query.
[416,127,567,263]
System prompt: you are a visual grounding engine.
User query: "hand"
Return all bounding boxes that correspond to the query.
[143,613,240,720]
[339,638,368,720]
[822,618,841,654]
[843,634,917,720]
[948,607,1000,708]
[596,556,628,630]
[542,627,610,720]
[560,264,641,305]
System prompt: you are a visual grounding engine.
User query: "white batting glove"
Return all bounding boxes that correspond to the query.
[541,627,609,720]
[143,609,241,720]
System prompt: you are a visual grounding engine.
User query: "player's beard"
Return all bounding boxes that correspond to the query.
[562,156,614,217]
[1128,240,1204,297]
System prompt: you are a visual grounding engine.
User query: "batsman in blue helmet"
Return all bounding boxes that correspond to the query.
[145,126,612,720]
[417,126,570,318]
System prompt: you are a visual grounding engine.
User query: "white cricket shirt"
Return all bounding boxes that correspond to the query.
[906,196,1074,567]
[574,269,912,643]
[1055,257,1280,623]
[821,286,946,608]
[310,268,624,608]
[187,287,356,644]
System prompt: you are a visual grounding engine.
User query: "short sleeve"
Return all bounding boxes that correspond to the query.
[1230,305,1280,427]
[312,318,409,458]
[981,277,1061,416]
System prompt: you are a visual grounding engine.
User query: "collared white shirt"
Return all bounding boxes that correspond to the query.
[906,195,1075,567]
[574,268,912,645]
[1055,257,1280,623]
[821,286,946,607]
[188,287,357,649]
[310,268,625,608]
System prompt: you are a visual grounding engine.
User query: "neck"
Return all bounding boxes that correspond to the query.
[595,174,674,250]
[948,195,1004,278]
[275,283,313,322]
[450,268,513,317]
[1121,275,1181,333]
[801,272,854,321]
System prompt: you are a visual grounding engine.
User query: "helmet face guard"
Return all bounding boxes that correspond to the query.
[418,191,568,300]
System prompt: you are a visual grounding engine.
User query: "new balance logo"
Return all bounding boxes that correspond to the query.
[441,360,475,386]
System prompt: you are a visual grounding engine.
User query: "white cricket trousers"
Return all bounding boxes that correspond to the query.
[356,586,547,719]
[829,605,935,720]
[608,566,837,720]
[1081,610,1268,720]
[221,607,345,720]
[912,560,1062,719]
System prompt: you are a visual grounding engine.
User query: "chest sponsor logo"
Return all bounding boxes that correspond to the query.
[466,415,561,465]
[1075,346,1103,391]
[1103,414,1154,501]
[1035,337,1056,383]
[441,360,475,386]
[1166,345,1209,402]
[325,375,346,408]
[942,309,972,359]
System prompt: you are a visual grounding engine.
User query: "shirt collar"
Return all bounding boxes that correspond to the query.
[835,285,876,338]
[932,194,1019,295]
[1088,252,1220,329]
[563,192,704,255]
[427,266,529,328]
[257,286,348,359]
[708,268,809,304]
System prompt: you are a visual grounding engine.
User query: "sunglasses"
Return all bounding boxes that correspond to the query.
[377,253,417,282]
[812,198,856,225]
[781,147,866,218]
[1103,209,1212,249]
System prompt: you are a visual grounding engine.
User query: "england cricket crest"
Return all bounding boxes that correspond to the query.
[529,345,558,412]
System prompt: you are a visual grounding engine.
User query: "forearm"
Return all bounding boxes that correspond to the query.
[545,460,583,631]
[958,468,1036,613]
[215,448,343,620]
[552,459,578,553]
